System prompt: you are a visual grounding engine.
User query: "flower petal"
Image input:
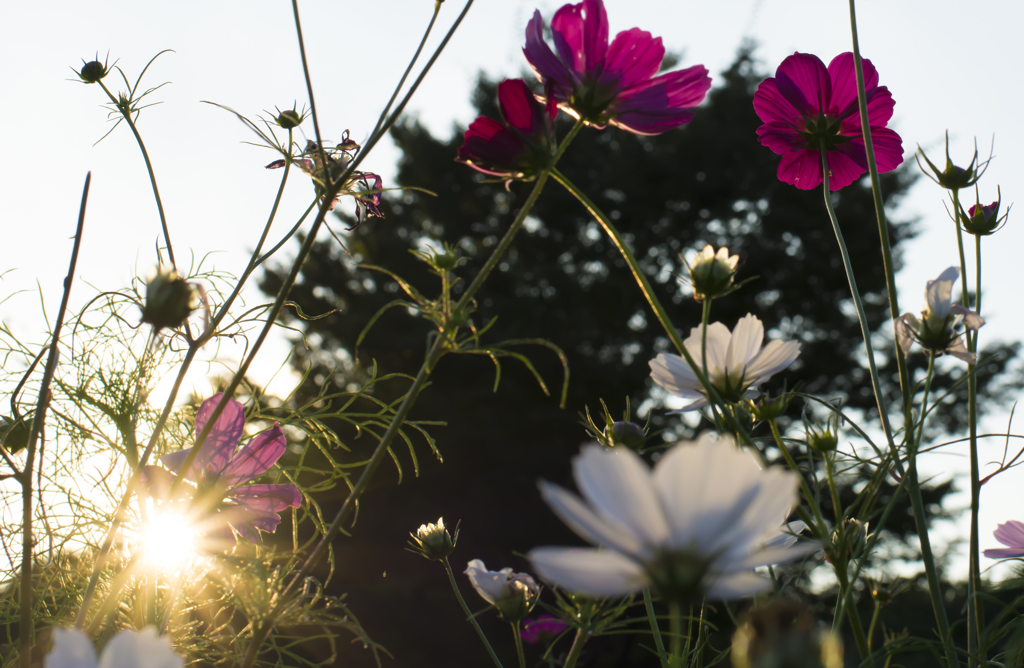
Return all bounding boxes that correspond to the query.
[46,628,99,668]
[603,28,663,91]
[703,571,772,600]
[498,79,540,135]
[550,0,608,76]
[465,559,511,605]
[725,314,765,380]
[926,267,960,320]
[99,627,183,668]
[744,339,801,387]
[528,547,647,597]
[219,423,287,487]
[984,547,1024,559]
[753,78,803,127]
[572,445,670,551]
[523,11,573,94]
[189,394,246,479]
[539,480,645,556]
[824,149,868,190]
[727,540,821,571]
[950,305,986,332]
[894,314,918,356]
[994,520,1024,547]
[827,52,878,119]
[649,353,704,404]
[773,52,831,116]
[229,483,301,513]
[776,148,823,190]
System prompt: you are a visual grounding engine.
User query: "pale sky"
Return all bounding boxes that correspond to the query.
[3,0,1024,578]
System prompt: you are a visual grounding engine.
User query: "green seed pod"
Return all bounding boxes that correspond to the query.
[141,267,197,331]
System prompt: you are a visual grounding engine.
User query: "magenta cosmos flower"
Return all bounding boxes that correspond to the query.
[143,393,301,543]
[984,520,1024,559]
[753,52,904,191]
[523,0,711,135]
[456,78,557,180]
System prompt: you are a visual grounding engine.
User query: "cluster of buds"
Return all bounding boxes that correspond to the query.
[465,559,539,622]
[407,517,458,561]
[140,266,197,331]
[685,245,742,301]
[895,267,984,363]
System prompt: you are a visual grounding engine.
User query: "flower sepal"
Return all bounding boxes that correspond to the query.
[685,245,745,301]
[407,517,458,561]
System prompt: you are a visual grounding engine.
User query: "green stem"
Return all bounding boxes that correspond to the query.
[846,0,913,457]
[833,564,871,663]
[551,167,742,438]
[19,174,90,668]
[951,190,970,308]
[513,622,526,668]
[768,420,828,537]
[443,558,504,668]
[966,231,983,665]
[98,81,175,268]
[818,148,895,450]
[906,354,958,668]
[701,298,711,393]
[867,600,881,652]
[562,629,588,668]
[669,601,682,661]
[643,588,670,668]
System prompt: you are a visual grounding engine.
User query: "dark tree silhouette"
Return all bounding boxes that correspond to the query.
[259,50,1021,667]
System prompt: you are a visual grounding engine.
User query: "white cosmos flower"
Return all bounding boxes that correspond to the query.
[465,559,539,621]
[895,266,985,363]
[528,434,818,601]
[45,627,183,668]
[649,313,801,412]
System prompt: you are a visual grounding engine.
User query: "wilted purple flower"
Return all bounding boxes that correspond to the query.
[753,52,904,191]
[523,0,711,135]
[266,133,384,228]
[520,615,570,644]
[457,78,557,182]
[984,520,1024,559]
[143,393,301,543]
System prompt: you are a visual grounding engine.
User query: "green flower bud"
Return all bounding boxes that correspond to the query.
[433,250,459,271]
[916,132,988,191]
[141,267,197,331]
[0,415,31,454]
[494,579,538,622]
[276,109,304,129]
[805,415,839,453]
[407,517,458,560]
[962,188,1008,236]
[750,391,793,422]
[77,57,110,84]
[831,518,869,562]
[605,420,646,451]
[688,245,740,301]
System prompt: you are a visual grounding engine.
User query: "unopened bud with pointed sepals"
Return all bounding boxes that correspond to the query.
[688,245,740,301]
[275,109,304,130]
[963,186,1009,236]
[831,518,869,562]
[75,54,111,84]
[0,415,31,455]
[916,132,988,191]
[605,421,646,451]
[805,415,839,453]
[407,517,458,560]
[465,559,539,622]
[141,267,197,331]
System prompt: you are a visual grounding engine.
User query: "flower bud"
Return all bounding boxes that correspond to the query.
[750,391,792,422]
[407,517,457,560]
[0,415,31,454]
[276,109,304,129]
[77,57,110,84]
[688,245,740,301]
[141,267,197,331]
[831,518,869,562]
[732,600,843,668]
[916,133,986,191]
[963,187,1008,236]
[605,420,646,451]
[433,250,460,271]
[805,419,838,453]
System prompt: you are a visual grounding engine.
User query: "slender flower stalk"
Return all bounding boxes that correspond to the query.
[444,557,504,668]
[818,147,896,451]
[19,174,89,668]
[562,628,588,668]
[643,588,670,668]
[513,623,526,668]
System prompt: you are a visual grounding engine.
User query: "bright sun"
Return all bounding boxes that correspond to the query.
[139,507,198,571]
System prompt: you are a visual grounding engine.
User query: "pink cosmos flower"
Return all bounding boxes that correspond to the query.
[753,52,904,191]
[984,520,1024,559]
[143,393,301,543]
[456,78,557,181]
[523,0,711,135]
[520,615,570,644]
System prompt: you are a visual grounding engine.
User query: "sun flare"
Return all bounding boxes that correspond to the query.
[139,507,198,571]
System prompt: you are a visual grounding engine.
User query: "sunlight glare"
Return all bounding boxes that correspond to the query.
[140,508,197,571]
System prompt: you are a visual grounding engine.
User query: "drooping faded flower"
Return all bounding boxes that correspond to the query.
[266,132,383,227]
[753,52,903,190]
[465,559,540,622]
[894,266,984,363]
[528,435,817,601]
[649,314,801,412]
[523,0,711,135]
[983,520,1024,559]
[45,627,183,668]
[456,78,557,181]
[142,393,301,543]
